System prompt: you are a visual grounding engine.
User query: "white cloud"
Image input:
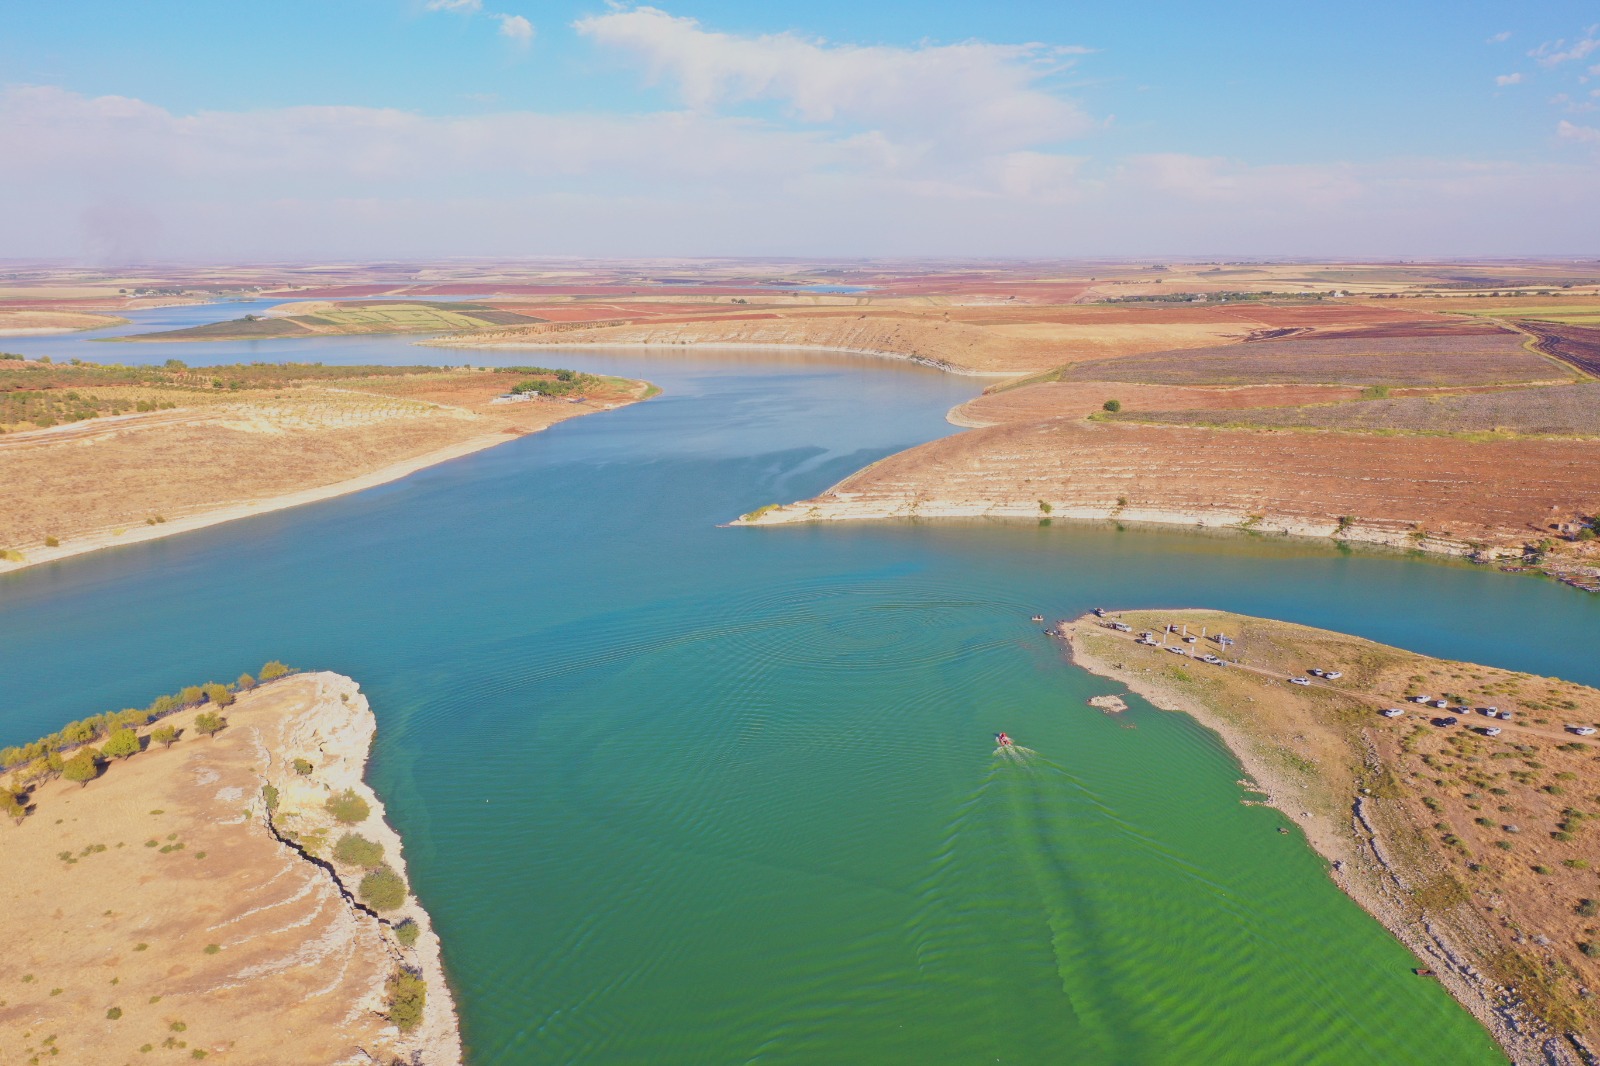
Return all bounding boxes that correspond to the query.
[3,77,1599,259]
[1558,119,1600,142]
[1530,27,1599,67]
[1496,73,1523,86]
[1487,30,1512,44]
[425,0,482,11]
[573,6,1094,154]
[495,14,534,45]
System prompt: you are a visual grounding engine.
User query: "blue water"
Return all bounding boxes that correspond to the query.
[5,305,1592,1061]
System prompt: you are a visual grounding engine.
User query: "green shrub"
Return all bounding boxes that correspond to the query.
[359,865,408,911]
[1102,399,1121,413]
[203,683,234,708]
[150,726,179,748]
[261,784,279,812]
[106,1006,122,1019]
[387,968,426,1031]
[258,661,291,681]
[333,833,385,868]
[192,712,225,739]
[292,757,313,775]
[1582,942,1600,958]
[326,790,370,825]
[102,727,141,760]
[62,749,102,788]
[1577,899,1598,917]
[44,535,59,548]
[203,943,220,955]
[235,673,255,691]
[394,919,420,948]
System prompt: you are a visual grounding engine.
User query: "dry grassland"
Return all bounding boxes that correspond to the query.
[0,673,456,1065]
[0,309,128,334]
[0,368,649,556]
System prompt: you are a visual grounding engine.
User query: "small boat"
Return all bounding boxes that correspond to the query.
[1031,614,1044,623]
[1413,968,1437,977]
[995,731,1014,747]
[1092,608,1106,617]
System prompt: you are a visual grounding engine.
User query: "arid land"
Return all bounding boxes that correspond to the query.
[1064,609,1600,1065]
[0,670,458,1065]
[6,259,1600,571]
[0,359,653,573]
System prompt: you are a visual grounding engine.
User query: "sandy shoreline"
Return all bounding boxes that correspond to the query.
[1,431,514,577]
[1060,613,1571,1066]
[429,338,1020,377]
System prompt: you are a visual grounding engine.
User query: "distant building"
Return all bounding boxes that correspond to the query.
[490,392,534,405]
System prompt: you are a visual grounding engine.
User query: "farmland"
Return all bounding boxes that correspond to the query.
[1107,382,1600,438]
[1054,331,1566,387]
[1522,322,1600,378]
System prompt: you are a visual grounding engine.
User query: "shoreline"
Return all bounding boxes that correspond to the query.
[427,338,1020,378]
[0,432,518,576]
[1060,613,1569,1066]
[264,672,463,1063]
[735,500,1497,559]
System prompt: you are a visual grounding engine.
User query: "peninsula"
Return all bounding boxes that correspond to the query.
[0,359,654,573]
[1063,609,1600,1064]
[0,668,458,1064]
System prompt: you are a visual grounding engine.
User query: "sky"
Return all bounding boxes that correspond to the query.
[2,1,1599,261]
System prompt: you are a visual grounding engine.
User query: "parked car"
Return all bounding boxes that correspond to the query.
[1434,700,1449,709]
[1482,727,1502,737]
[1289,677,1311,686]
[1380,708,1405,718]
[1323,670,1343,680]
[1436,716,1459,727]
[1498,711,1514,721]
[1570,726,1599,737]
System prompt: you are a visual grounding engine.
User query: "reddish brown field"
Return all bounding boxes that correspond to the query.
[1113,382,1600,437]
[1058,332,1559,386]
[953,381,1364,426]
[805,418,1600,545]
[1523,322,1600,378]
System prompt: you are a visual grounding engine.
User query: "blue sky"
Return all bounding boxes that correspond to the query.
[3,2,1598,260]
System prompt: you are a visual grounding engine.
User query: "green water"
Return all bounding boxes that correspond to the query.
[8,318,1595,1062]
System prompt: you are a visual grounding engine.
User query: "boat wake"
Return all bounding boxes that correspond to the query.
[994,744,1038,761]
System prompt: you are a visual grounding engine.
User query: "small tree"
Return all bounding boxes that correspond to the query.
[204,683,234,708]
[359,865,408,911]
[179,685,205,706]
[236,673,256,691]
[150,725,180,748]
[102,727,142,761]
[1102,399,1122,413]
[193,712,226,739]
[1,790,28,825]
[387,967,426,1031]
[291,757,313,776]
[333,832,385,868]
[393,918,420,948]
[62,750,102,788]
[326,789,371,825]
[259,661,291,681]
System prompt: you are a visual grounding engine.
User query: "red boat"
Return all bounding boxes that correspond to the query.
[995,732,1014,747]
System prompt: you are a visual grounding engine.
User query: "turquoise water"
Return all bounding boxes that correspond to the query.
[7,311,1598,1062]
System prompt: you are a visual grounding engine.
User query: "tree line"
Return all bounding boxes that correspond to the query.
[0,660,296,821]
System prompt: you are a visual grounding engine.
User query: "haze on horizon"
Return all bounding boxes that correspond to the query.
[3,0,1599,263]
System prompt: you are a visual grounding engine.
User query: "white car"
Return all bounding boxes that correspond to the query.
[1483,727,1503,737]
[1200,654,1223,665]
[1412,695,1431,703]
[1570,726,1598,737]
[1380,708,1404,718]
[1479,708,1499,718]
[1289,677,1311,686]
[1434,700,1449,709]
[1323,670,1343,680]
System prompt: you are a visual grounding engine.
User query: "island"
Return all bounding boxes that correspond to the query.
[0,667,458,1064]
[1061,609,1600,1064]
